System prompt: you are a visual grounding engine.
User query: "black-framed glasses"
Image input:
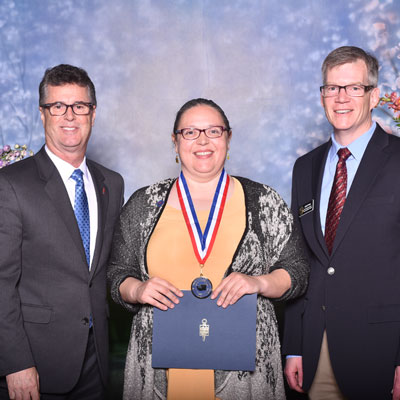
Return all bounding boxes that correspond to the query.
[320,84,375,98]
[175,126,228,140]
[40,102,95,116]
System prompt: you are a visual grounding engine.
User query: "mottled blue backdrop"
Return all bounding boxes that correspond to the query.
[1,0,399,202]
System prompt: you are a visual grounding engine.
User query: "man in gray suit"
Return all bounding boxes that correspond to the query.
[0,64,124,399]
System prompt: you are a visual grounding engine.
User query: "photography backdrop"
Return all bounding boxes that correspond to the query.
[1,0,399,203]
[1,0,399,396]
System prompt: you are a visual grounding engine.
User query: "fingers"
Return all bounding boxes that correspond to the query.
[6,368,40,400]
[284,357,305,393]
[297,363,304,390]
[136,277,183,311]
[211,273,259,308]
[392,366,400,400]
[31,387,41,400]
[213,278,243,308]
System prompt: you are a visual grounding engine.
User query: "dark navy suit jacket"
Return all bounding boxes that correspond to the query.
[283,124,400,399]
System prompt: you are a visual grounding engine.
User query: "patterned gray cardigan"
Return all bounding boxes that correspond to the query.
[108,176,309,400]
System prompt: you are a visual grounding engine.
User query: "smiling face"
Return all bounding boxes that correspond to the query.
[321,59,380,145]
[172,104,231,182]
[40,84,96,164]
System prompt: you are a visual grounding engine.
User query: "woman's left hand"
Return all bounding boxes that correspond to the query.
[210,269,291,308]
[210,272,262,308]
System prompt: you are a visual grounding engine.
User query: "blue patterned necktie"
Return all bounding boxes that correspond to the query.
[71,169,90,267]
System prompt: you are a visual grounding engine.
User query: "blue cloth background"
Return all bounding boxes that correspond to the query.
[1,0,399,203]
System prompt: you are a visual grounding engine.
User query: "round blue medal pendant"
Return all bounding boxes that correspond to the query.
[191,276,213,299]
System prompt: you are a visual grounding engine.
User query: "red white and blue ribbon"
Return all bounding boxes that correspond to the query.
[177,169,230,265]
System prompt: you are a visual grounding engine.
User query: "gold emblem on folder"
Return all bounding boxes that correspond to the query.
[199,318,209,342]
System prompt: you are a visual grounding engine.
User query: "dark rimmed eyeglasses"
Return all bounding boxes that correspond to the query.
[175,126,228,140]
[320,84,375,98]
[40,102,95,116]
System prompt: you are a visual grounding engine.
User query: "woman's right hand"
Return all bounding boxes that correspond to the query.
[120,277,183,311]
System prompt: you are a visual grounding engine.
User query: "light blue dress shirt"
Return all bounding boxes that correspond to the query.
[319,122,376,235]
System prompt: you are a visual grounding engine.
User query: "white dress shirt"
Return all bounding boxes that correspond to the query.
[45,146,98,269]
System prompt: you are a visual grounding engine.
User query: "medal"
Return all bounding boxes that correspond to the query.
[191,267,213,299]
[177,169,230,298]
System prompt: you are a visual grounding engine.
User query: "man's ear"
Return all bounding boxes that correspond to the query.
[370,87,380,111]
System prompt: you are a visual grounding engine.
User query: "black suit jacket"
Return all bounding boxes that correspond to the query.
[283,124,400,399]
[0,146,124,393]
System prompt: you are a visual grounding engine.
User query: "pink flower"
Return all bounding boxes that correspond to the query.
[380,91,400,123]
[0,144,34,169]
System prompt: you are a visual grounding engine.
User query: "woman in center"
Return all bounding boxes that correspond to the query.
[108,98,309,399]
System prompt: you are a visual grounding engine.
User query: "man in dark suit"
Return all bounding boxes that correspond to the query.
[0,64,124,399]
[283,46,400,399]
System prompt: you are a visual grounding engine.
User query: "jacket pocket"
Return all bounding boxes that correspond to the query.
[368,304,400,324]
[21,303,53,324]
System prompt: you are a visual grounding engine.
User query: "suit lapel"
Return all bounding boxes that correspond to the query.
[313,144,331,259]
[35,147,88,266]
[87,161,108,277]
[331,126,390,255]
[300,142,331,262]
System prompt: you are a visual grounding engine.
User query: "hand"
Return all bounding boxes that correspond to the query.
[6,367,40,400]
[393,366,400,400]
[284,356,305,393]
[121,276,183,311]
[210,272,262,308]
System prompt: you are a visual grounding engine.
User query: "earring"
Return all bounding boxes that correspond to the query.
[175,154,179,164]
[226,152,230,160]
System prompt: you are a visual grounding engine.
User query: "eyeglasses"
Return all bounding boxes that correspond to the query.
[320,84,375,98]
[175,126,228,140]
[40,102,95,116]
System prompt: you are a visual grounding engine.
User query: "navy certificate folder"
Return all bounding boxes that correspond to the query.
[152,291,257,370]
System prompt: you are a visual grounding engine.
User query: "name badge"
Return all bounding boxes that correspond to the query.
[299,200,314,217]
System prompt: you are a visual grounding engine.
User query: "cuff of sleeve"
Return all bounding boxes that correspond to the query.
[111,274,141,314]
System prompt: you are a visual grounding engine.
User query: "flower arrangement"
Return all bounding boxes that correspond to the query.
[0,144,34,169]
[380,92,400,129]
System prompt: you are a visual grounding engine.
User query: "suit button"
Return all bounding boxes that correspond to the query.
[322,305,326,311]
[327,267,335,275]
[89,282,92,288]
[81,317,89,325]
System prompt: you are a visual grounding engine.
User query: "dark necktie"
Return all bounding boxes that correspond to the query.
[71,169,90,267]
[325,147,351,254]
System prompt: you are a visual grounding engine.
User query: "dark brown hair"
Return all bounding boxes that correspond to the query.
[173,98,231,135]
[39,64,96,105]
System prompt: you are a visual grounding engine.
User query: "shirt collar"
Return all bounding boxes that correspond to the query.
[45,146,88,182]
[328,121,376,162]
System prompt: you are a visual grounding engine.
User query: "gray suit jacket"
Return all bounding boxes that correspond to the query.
[0,146,124,393]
